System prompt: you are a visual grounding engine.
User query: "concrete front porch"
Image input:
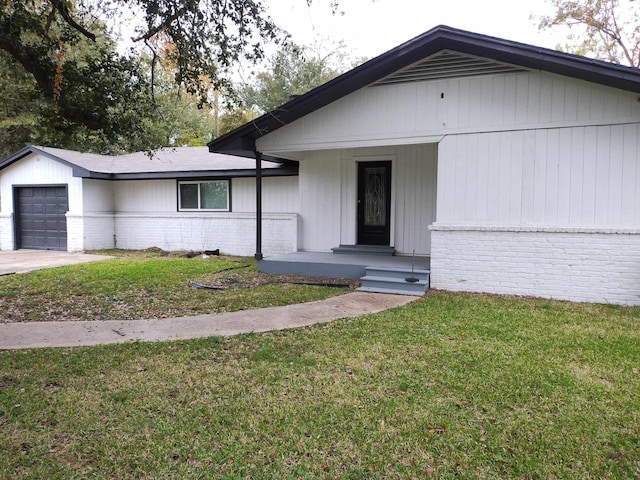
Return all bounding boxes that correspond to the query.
[258,251,431,280]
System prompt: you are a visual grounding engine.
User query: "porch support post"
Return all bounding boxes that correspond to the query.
[254,150,263,260]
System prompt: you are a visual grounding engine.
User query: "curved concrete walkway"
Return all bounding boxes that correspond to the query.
[0,292,415,350]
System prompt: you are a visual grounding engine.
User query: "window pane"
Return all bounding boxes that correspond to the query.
[179,184,199,209]
[200,181,228,210]
[364,167,386,226]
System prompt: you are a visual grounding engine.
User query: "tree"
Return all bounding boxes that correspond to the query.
[0,0,288,152]
[0,50,43,156]
[538,0,640,67]
[239,42,347,113]
[0,1,349,152]
[0,29,218,156]
[218,108,258,136]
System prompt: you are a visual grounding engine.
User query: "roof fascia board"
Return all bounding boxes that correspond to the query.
[0,145,93,177]
[2,146,297,179]
[208,25,640,158]
[440,35,640,91]
[90,167,298,180]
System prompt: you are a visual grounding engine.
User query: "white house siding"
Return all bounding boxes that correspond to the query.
[298,151,343,251]
[257,70,640,153]
[0,154,82,251]
[83,179,114,212]
[232,176,299,212]
[256,66,640,304]
[113,179,176,212]
[431,123,640,305]
[436,124,640,227]
[296,145,437,254]
[1,160,299,254]
[0,155,81,212]
[109,177,299,255]
[390,144,438,255]
[257,69,639,257]
[76,179,116,251]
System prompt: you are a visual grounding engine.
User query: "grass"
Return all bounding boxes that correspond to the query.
[1,291,639,478]
[0,250,355,322]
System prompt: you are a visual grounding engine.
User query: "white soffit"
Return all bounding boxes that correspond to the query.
[371,50,531,86]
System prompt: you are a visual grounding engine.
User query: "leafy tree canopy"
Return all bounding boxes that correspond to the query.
[238,42,347,113]
[538,0,640,66]
[0,0,336,154]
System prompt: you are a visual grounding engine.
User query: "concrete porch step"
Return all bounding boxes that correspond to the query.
[363,266,430,280]
[357,266,429,296]
[358,285,426,296]
[331,244,396,256]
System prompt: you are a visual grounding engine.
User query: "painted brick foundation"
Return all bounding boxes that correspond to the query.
[65,214,84,252]
[0,214,13,250]
[430,226,640,306]
[68,214,116,251]
[3,212,297,255]
[112,213,297,256]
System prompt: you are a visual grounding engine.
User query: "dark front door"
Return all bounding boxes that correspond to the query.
[357,161,392,245]
[15,186,68,251]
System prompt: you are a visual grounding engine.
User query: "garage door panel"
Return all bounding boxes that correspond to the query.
[16,186,68,251]
[45,201,59,211]
[34,236,47,247]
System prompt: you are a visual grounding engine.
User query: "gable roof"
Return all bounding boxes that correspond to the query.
[0,146,297,180]
[208,24,640,159]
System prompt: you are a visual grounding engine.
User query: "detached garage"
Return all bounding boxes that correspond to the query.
[0,146,299,255]
[14,186,68,251]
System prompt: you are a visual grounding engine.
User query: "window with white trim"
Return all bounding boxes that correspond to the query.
[178,180,230,211]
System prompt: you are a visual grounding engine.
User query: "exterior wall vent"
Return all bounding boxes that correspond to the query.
[371,50,530,86]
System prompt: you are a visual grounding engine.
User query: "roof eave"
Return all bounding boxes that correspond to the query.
[0,146,94,177]
[84,166,299,180]
[207,25,640,158]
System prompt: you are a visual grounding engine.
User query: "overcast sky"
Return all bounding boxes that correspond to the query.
[266,0,570,60]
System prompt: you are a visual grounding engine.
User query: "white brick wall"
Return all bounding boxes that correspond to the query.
[65,214,84,252]
[0,214,13,250]
[71,214,116,251]
[430,225,640,306]
[22,213,297,255]
[113,213,298,256]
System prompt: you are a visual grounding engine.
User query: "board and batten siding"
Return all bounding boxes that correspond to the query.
[112,177,298,214]
[257,70,640,154]
[73,179,116,250]
[298,151,343,252]
[0,154,81,251]
[113,180,177,212]
[105,176,300,255]
[255,63,640,304]
[1,161,299,253]
[0,154,80,213]
[297,145,437,254]
[232,176,299,213]
[436,123,640,228]
[83,179,114,212]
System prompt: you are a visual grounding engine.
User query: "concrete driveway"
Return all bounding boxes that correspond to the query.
[0,250,112,275]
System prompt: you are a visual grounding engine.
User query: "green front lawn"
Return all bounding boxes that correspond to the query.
[1,292,638,478]
[0,251,354,322]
